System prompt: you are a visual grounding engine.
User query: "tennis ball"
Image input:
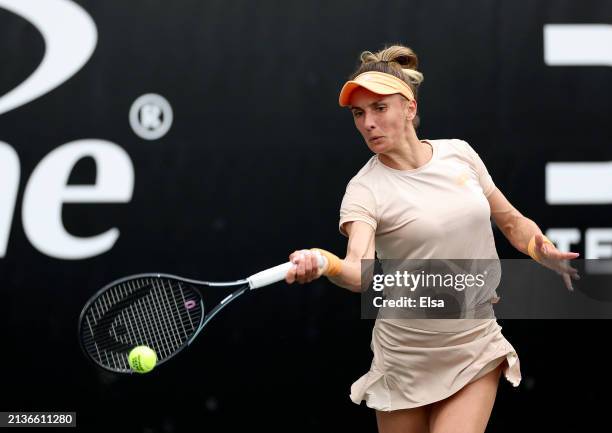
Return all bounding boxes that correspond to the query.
[128,345,157,373]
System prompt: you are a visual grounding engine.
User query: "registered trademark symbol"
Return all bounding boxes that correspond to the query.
[129,93,173,140]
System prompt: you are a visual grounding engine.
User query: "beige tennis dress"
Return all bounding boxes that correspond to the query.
[339,138,521,411]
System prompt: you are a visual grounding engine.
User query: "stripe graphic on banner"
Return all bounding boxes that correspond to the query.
[544,24,612,205]
[544,24,612,66]
[546,162,612,204]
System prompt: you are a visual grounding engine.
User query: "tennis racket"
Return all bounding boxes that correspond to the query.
[78,255,326,373]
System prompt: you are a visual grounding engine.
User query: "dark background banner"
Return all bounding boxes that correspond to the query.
[1,1,610,431]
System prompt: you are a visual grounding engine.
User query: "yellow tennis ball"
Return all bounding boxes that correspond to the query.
[128,346,157,373]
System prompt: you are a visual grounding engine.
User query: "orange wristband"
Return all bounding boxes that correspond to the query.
[310,248,342,277]
[527,235,553,263]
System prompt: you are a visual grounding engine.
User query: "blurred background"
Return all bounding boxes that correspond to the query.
[0,0,611,431]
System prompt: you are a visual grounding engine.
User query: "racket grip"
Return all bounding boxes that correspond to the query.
[247,255,327,289]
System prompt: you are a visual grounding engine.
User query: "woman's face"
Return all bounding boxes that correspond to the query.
[348,87,416,154]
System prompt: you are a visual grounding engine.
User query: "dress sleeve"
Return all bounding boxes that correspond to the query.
[461,140,497,197]
[338,180,378,237]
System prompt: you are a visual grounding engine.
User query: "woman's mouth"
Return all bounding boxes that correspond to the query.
[370,136,384,143]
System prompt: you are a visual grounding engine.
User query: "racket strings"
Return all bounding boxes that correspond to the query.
[113,279,183,358]
[85,280,199,367]
[81,277,203,371]
[96,279,199,352]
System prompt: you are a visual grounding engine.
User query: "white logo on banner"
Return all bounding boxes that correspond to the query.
[543,24,612,263]
[129,93,174,140]
[0,143,20,257]
[0,0,97,115]
[22,140,134,260]
[0,1,137,260]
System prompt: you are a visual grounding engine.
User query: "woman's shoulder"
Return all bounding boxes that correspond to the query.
[347,155,380,185]
[429,138,471,152]
[429,138,483,162]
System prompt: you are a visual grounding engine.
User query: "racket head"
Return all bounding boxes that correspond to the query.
[78,273,206,373]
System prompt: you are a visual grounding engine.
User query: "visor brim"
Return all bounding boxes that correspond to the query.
[338,80,402,107]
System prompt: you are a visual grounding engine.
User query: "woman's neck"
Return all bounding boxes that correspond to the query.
[378,135,433,170]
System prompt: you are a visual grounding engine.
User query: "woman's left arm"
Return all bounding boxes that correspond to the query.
[487,187,580,290]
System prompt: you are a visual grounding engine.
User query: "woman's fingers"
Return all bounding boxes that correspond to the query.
[303,251,313,282]
[286,249,321,284]
[296,251,307,283]
[549,261,579,281]
[553,259,577,274]
[535,242,582,290]
[286,250,302,284]
[289,250,300,262]
[546,249,579,261]
[285,260,297,284]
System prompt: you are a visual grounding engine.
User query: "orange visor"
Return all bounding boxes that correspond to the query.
[338,71,415,107]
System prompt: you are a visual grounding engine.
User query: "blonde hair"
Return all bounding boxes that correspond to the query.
[350,44,424,128]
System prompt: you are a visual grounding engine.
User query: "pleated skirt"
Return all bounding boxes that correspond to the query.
[350,318,521,411]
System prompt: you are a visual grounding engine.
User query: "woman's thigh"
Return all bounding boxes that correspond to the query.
[376,404,432,433]
[428,363,503,433]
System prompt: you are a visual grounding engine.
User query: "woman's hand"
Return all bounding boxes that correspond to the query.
[532,234,580,291]
[285,249,326,284]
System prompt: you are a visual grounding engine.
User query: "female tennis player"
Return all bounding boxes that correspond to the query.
[285,44,580,433]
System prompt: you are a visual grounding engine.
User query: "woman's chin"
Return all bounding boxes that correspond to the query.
[368,143,389,154]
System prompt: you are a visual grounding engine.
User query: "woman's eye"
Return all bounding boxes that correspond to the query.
[376,105,386,111]
[353,111,363,117]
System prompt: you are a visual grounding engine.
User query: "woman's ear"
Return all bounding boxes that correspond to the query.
[404,99,417,121]
[409,100,418,119]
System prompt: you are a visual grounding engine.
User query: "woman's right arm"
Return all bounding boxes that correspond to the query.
[285,221,375,293]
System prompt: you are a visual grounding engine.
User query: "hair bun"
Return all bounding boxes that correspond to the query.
[378,45,418,70]
[402,68,424,86]
[359,50,379,65]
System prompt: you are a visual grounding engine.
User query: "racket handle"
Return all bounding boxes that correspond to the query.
[247,254,327,289]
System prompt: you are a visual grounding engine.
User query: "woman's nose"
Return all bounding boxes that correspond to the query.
[363,114,376,130]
